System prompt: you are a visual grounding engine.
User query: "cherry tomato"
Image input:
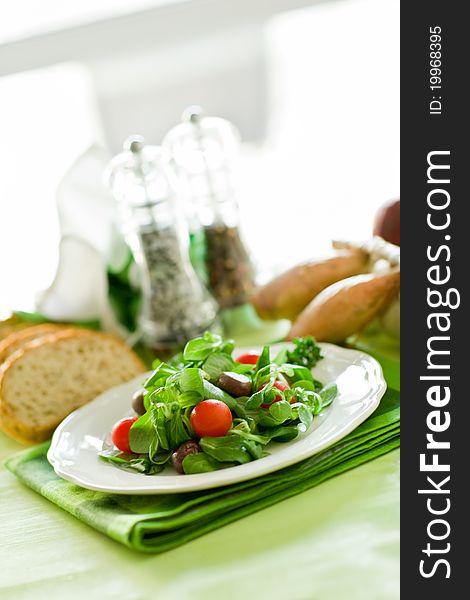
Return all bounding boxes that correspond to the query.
[190,400,233,437]
[260,381,291,408]
[235,352,260,365]
[111,416,138,453]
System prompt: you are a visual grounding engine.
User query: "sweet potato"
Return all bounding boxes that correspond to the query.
[251,251,369,321]
[288,270,400,343]
[379,294,400,339]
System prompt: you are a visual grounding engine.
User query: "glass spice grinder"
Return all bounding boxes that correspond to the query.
[162,106,255,310]
[106,135,218,352]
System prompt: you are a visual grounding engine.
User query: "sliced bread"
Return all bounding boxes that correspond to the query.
[0,316,34,341]
[0,329,146,444]
[0,323,74,364]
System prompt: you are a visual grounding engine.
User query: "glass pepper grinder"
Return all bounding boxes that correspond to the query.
[106,135,218,354]
[162,106,255,311]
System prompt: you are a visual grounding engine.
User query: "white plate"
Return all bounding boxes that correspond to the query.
[47,343,386,494]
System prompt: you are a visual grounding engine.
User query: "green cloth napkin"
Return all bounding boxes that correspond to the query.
[4,387,399,553]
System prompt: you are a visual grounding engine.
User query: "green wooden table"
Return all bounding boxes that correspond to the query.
[0,333,399,600]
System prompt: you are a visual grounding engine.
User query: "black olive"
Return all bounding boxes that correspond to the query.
[131,389,146,415]
[171,440,201,474]
[217,371,252,397]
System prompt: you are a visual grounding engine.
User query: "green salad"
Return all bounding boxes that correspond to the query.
[100,332,337,475]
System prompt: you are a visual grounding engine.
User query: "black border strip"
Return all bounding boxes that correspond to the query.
[401,2,467,594]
